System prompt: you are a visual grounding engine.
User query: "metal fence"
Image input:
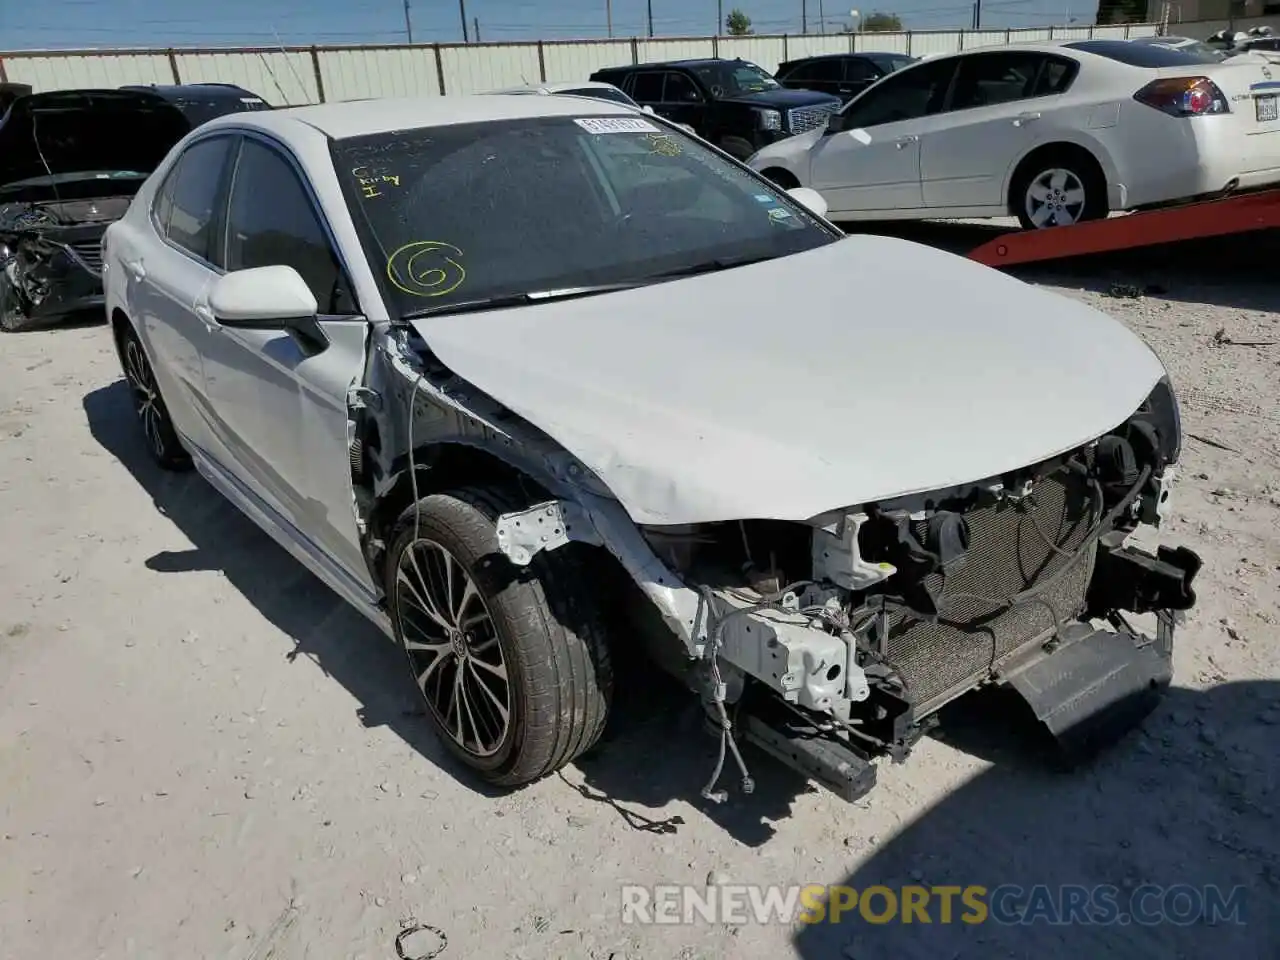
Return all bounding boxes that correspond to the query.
[0,23,1159,104]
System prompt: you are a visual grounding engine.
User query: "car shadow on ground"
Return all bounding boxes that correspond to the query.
[81,379,499,792]
[791,679,1280,960]
[81,378,821,842]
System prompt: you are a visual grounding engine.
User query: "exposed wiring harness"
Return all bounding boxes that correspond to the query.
[696,580,815,803]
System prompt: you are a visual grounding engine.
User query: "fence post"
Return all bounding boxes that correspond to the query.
[1124,22,1132,37]
[1088,23,1095,36]
[1048,25,1056,39]
[630,36,639,63]
[310,46,326,102]
[433,43,447,95]
[907,30,914,54]
[712,35,719,56]
[1005,28,1011,42]
[0,56,7,82]
[537,39,546,81]
[167,48,180,83]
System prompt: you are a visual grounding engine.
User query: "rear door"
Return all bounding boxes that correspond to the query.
[809,56,958,214]
[782,59,844,99]
[128,133,237,453]
[920,51,1077,209]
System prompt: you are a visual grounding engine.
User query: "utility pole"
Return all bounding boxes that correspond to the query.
[459,0,470,41]
[607,0,613,37]
[474,16,480,40]
[801,0,808,34]
[717,0,723,34]
[818,0,825,32]
[972,0,981,28]
[403,0,413,42]
[647,0,654,36]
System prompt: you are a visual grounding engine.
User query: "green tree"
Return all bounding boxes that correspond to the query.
[861,11,904,31]
[725,8,753,34]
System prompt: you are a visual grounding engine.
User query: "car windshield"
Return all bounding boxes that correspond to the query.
[690,60,781,96]
[332,114,833,318]
[558,86,638,106]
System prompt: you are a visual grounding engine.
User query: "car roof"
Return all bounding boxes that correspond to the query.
[121,82,261,101]
[491,80,622,94]
[782,51,913,62]
[203,92,636,141]
[600,58,734,70]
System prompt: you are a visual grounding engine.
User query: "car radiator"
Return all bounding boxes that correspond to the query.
[882,467,1097,715]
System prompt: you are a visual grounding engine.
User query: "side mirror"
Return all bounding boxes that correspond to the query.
[641,104,657,114]
[209,264,329,353]
[786,187,829,219]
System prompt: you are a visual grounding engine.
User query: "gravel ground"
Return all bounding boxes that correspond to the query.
[1,231,1277,960]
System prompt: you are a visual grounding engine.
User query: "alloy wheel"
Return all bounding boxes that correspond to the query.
[1025,168,1086,228]
[396,538,511,758]
[123,338,167,459]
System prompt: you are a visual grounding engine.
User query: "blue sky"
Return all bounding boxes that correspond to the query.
[0,0,1095,50]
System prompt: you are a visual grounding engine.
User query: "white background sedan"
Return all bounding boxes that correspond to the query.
[748,39,1280,229]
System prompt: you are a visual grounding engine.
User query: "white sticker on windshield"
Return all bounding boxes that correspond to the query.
[574,116,660,135]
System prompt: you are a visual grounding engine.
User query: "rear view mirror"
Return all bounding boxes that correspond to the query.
[209,264,328,353]
[786,187,829,219]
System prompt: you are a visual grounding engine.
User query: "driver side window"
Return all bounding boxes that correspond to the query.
[838,58,957,129]
[224,138,359,316]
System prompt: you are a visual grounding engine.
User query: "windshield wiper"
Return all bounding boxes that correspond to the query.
[644,253,778,280]
[398,281,652,321]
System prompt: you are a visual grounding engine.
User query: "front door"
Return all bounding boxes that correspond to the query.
[810,56,958,215]
[197,134,373,590]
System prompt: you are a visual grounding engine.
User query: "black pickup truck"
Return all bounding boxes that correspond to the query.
[589,57,842,160]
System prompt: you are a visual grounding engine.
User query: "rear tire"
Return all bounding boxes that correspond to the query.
[1011,148,1108,230]
[116,322,192,470]
[386,486,613,788]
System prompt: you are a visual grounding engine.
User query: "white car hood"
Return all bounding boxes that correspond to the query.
[413,236,1166,526]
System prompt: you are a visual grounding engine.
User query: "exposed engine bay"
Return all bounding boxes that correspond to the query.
[0,178,139,330]
[0,89,191,331]
[354,324,1202,805]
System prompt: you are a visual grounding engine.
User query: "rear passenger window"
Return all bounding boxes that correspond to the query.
[160,136,233,263]
[948,52,1046,111]
[630,72,665,102]
[224,138,357,315]
[1032,56,1077,96]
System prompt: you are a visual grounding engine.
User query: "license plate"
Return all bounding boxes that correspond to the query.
[1257,94,1278,122]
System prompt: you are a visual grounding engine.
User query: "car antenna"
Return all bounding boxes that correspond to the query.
[29,106,64,205]
[269,26,312,107]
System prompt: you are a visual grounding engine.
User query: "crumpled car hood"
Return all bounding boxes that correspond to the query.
[414,236,1167,526]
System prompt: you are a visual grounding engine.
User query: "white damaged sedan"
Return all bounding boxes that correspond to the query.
[102,94,1201,801]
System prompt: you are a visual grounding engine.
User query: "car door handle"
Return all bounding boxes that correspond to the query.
[1012,112,1042,126]
[894,135,920,148]
[123,258,146,281]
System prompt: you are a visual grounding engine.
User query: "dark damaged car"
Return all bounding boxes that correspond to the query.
[0,86,269,332]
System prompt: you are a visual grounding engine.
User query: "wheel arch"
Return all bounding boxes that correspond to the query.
[1003,136,1116,216]
[759,166,801,189]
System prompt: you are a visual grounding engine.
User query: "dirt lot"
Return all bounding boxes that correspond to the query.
[1,232,1278,960]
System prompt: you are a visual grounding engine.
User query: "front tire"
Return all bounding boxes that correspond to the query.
[0,269,32,332]
[386,487,613,788]
[117,322,192,470]
[1012,150,1108,230]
